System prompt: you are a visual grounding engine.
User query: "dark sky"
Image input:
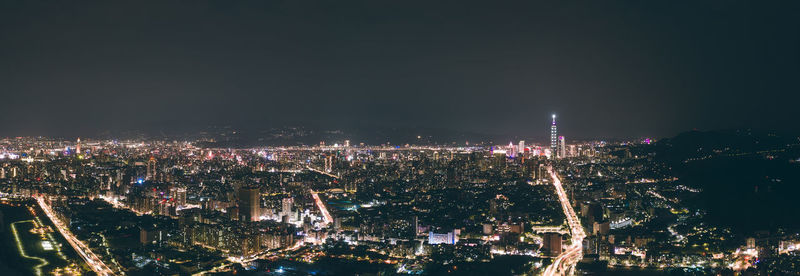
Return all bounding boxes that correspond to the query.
[1,0,798,139]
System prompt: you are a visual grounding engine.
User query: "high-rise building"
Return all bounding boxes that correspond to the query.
[429,230,459,245]
[518,140,525,154]
[146,156,157,180]
[76,138,81,154]
[238,187,260,222]
[543,232,562,256]
[324,155,333,172]
[282,197,293,218]
[537,164,546,181]
[550,114,558,156]
[558,136,566,159]
[172,187,187,207]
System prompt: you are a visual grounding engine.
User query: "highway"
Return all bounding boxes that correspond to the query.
[306,166,339,179]
[309,189,333,225]
[543,166,586,276]
[35,195,116,276]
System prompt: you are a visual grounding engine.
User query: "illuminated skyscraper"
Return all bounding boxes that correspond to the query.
[146,156,156,180]
[558,136,566,159]
[282,198,292,214]
[324,155,333,172]
[518,140,525,154]
[172,187,187,207]
[238,187,260,222]
[550,114,558,155]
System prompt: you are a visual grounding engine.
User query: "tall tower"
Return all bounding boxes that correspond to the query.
[558,136,566,159]
[76,138,81,154]
[238,187,260,222]
[550,114,558,155]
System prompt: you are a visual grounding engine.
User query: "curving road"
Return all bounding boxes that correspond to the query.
[543,166,586,276]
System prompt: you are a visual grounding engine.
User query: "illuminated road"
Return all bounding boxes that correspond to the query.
[306,166,339,179]
[35,196,116,276]
[306,167,340,225]
[309,189,333,225]
[543,166,586,276]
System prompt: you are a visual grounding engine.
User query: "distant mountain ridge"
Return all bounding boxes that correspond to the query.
[93,125,518,147]
[653,129,800,163]
[651,129,800,234]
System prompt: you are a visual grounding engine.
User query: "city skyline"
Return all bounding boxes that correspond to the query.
[1,1,799,275]
[0,126,797,275]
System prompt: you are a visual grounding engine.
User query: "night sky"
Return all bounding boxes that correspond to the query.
[1,1,798,139]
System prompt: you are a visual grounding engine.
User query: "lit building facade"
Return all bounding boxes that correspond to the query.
[550,114,558,157]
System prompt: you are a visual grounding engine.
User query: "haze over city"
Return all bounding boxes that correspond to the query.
[1,1,799,139]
